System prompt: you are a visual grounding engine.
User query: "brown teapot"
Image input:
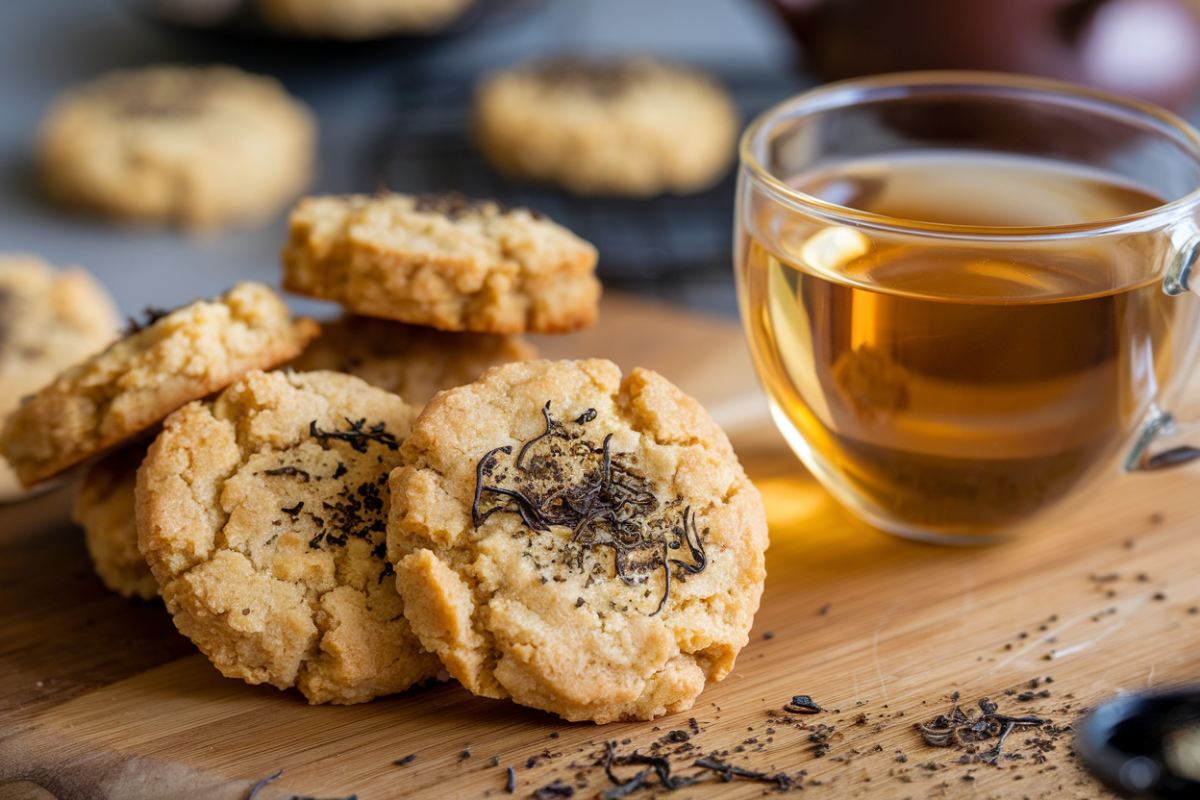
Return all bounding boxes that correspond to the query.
[765,0,1200,111]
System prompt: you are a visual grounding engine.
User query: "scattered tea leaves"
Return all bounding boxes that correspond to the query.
[914,694,1048,764]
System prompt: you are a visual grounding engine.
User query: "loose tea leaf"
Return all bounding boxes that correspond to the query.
[248,770,283,800]
[784,695,824,714]
[692,757,798,791]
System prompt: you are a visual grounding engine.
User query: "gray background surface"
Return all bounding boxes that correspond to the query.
[0,0,797,320]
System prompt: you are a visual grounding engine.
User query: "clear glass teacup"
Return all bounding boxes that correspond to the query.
[735,72,1200,543]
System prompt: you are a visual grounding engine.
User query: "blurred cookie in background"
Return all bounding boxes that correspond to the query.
[257,0,476,38]
[289,314,537,406]
[473,56,741,198]
[74,443,158,601]
[0,255,120,503]
[36,65,315,231]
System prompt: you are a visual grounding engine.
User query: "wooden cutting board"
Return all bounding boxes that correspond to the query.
[3,292,1198,800]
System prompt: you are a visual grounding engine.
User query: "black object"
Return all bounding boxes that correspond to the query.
[374,70,812,285]
[1077,687,1200,798]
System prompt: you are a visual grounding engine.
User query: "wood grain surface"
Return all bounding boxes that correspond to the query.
[3,292,1198,800]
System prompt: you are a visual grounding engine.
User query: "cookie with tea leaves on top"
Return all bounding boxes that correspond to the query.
[0,281,319,488]
[387,358,768,723]
[137,369,442,704]
[281,191,600,334]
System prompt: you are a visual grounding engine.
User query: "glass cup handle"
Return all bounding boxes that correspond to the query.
[1125,406,1200,471]
[1127,234,1200,471]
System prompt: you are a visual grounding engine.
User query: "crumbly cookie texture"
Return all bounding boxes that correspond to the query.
[37,65,315,230]
[388,359,768,723]
[281,192,600,334]
[0,254,120,502]
[474,56,741,197]
[0,282,319,488]
[137,369,442,704]
[74,444,158,601]
[257,0,475,39]
[289,314,537,406]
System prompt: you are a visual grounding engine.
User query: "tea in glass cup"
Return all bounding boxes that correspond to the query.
[736,73,1200,541]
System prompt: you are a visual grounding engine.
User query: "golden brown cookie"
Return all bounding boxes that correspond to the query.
[289,314,537,405]
[387,359,768,723]
[0,254,120,502]
[74,444,158,601]
[137,369,442,704]
[281,191,600,334]
[257,0,475,39]
[37,65,315,230]
[474,56,740,197]
[0,282,319,488]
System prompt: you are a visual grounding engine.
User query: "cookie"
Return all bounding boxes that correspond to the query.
[257,0,475,39]
[289,314,537,405]
[37,65,315,230]
[473,56,741,197]
[137,369,442,704]
[0,254,120,502]
[0,282,319,488]
[282,192,600,334]
[387,359,768,723]
[74,444,158,601]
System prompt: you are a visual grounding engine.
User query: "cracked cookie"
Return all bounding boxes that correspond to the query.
[387,359,768,723]
[0,254,120,502]
[0,281,319,488]
[137,369,442,704]
[281,191,600,334]
[289,313,537,405]
[37,65,315,230]
[74,443,158,601]
[473,56,740,197]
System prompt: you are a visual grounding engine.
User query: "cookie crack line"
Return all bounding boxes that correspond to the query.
[471,401,708,616]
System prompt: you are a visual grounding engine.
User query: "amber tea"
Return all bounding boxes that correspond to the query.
[741,152,1178,537]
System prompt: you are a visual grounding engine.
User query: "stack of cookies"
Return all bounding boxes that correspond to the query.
[1,192,768,723]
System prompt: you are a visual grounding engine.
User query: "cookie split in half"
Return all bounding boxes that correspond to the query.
[388,359,768,723]
[138,369,442,704]
[0,254,120,501]
[281,191,600,334]
[0,281,319,488]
